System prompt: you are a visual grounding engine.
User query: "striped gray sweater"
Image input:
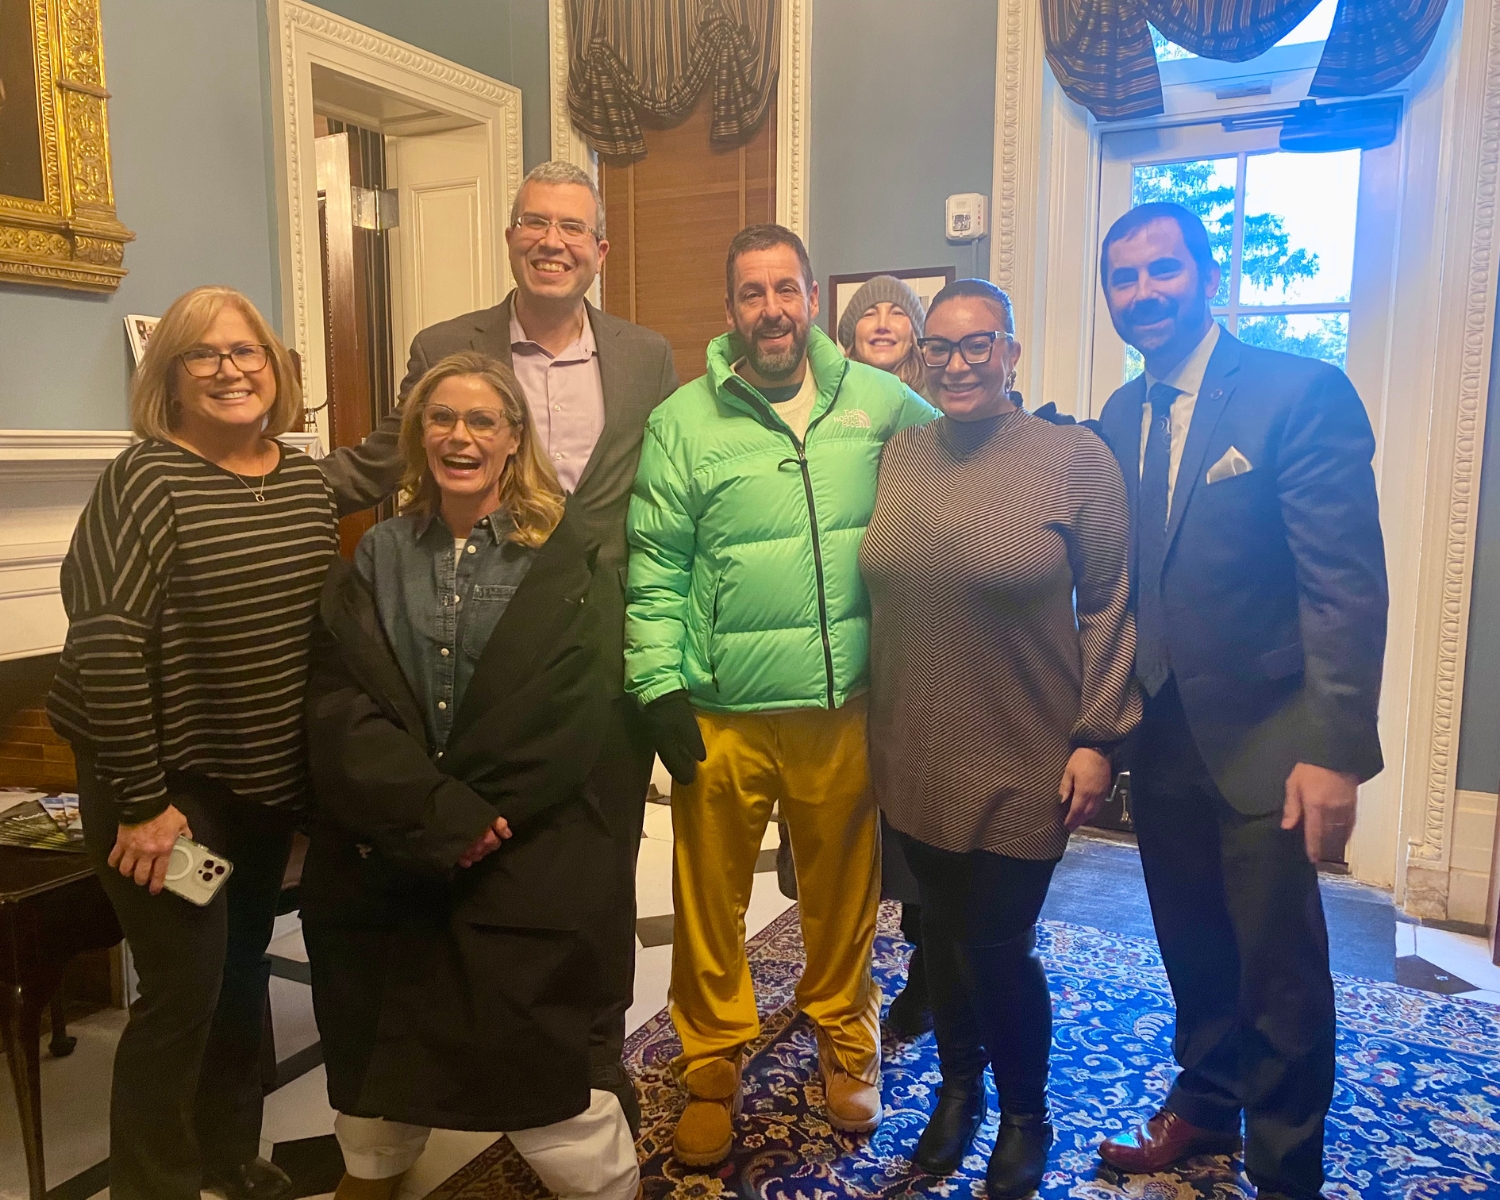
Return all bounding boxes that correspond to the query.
[47,439,339,824]
[860,409,1141,859]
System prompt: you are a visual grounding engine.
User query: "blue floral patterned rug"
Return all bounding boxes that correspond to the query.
[432,903,1500,1199]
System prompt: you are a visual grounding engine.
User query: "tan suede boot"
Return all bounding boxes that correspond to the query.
[333,1172,406,1200]
[816,1030,882,1134]
[672,1055,743,1166]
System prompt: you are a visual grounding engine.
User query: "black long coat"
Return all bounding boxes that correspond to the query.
[300,513,616,1133]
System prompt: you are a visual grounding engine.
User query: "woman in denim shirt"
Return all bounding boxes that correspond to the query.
[301,352,638,1200]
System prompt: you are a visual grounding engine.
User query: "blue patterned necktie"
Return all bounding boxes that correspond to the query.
[1135,383,1178,696]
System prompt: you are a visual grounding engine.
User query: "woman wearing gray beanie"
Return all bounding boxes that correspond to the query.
[837,274,930,398]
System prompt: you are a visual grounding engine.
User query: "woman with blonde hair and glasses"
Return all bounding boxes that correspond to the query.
[47,286,337,1200]
[300,351,638,1200]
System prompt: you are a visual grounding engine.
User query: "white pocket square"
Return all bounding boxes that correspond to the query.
[1206,446,1254,484]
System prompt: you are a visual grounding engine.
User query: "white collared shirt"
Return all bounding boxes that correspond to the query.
[1139,321,1222,511]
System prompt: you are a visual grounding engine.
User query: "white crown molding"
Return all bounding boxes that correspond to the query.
[776,0,811,242]
[268,1,523,422]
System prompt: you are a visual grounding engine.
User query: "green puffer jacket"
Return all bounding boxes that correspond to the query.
[626,325,937,712]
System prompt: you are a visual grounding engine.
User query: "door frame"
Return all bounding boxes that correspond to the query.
[268,0,523,432]
[546,0,811,242]
[989,0,1500,919]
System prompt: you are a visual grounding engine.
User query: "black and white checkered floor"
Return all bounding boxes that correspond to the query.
[3,792,1496,1199]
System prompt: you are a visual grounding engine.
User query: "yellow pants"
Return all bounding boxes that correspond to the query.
[669,696,882,1084]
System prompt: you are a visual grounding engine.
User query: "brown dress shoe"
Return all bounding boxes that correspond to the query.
[1097,1108,1242,1173]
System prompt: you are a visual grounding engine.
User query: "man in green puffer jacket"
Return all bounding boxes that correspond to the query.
[625,224,936,1167]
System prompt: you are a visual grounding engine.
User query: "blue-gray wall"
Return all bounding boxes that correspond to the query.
[1457,280,1500,792]
[0,0,278,432]
[808,0,997,304]
[0,0,547,433]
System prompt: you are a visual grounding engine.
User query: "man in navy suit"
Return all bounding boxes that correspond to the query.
[1091,203,1387,1200]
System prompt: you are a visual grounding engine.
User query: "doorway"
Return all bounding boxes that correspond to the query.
[270,0,523,468]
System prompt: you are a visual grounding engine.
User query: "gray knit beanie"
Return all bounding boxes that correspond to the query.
[837,274,927,351]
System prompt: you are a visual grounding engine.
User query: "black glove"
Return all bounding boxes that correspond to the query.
[644,690,707,785]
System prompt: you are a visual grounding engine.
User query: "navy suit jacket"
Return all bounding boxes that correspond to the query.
[1098,331,1387,814]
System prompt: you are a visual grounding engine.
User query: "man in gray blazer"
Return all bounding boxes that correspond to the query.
[321,160,679,1134]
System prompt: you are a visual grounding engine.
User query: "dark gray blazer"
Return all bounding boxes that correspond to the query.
[1097,331,1387,814]
[320,292,680,687]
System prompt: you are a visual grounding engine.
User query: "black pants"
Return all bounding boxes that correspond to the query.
[1132,679,1336,1200]
[77,758,294,1200]
[897,831,1058,1115]
[582,695,654,1078]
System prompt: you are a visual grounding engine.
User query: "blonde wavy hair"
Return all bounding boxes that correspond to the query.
[397,352,565,548]
[131,286,301,442]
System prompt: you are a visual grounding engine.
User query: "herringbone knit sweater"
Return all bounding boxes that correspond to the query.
[860,408,1141,859]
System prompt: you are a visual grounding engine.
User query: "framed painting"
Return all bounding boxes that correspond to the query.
[826,266,956,340]
[0,0,132,291]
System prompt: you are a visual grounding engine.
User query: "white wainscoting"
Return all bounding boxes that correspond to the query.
[0,431,324,662]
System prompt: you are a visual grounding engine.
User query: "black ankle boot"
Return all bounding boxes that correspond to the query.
[913,1076,986,1175]
[886,945,933,1039]
[985,1110,1053,1199]
[204,1157,294,1200]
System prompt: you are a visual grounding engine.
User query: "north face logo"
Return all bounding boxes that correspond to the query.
[835,409,872,429]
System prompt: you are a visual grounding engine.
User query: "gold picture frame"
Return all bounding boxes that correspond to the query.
[0,0,132,292]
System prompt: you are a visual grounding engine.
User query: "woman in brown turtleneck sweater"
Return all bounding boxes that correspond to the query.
[859,279,1140,1197]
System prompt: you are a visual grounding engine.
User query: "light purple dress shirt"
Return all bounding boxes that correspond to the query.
[509,309,606,494]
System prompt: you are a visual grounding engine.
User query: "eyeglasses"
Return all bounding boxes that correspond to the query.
[916,331,1010,369]
[422,404,511,439]
[180,344,269,377]
[512,213,599,243]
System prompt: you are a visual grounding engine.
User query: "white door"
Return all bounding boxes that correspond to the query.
[386,123,501,375]
[1088,121,1387,422]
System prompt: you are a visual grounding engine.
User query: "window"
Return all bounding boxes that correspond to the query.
[1125,148,1360,376]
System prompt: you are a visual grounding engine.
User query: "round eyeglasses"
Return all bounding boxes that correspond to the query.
[180,344,269,378]
[916,331,1010,369]
[422,405,511,439]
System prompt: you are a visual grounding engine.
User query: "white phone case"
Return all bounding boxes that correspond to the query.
[162,836,234,906]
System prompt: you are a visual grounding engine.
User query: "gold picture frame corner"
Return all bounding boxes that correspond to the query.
[0,0,132,293]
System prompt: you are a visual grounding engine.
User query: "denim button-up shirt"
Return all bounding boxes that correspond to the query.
[354,509,536,753]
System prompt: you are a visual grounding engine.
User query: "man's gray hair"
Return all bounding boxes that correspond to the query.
[509,160,606,237]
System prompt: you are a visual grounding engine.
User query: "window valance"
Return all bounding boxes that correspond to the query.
[566,0,779,161]
[1042,0,1450,120]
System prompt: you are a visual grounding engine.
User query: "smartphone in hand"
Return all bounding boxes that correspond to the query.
[162,836,234,906]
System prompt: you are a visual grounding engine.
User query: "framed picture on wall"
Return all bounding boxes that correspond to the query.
[124,315,159,366]
[826,266,956,343]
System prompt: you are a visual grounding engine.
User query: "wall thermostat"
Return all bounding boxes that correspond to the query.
[945,193,989,242]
